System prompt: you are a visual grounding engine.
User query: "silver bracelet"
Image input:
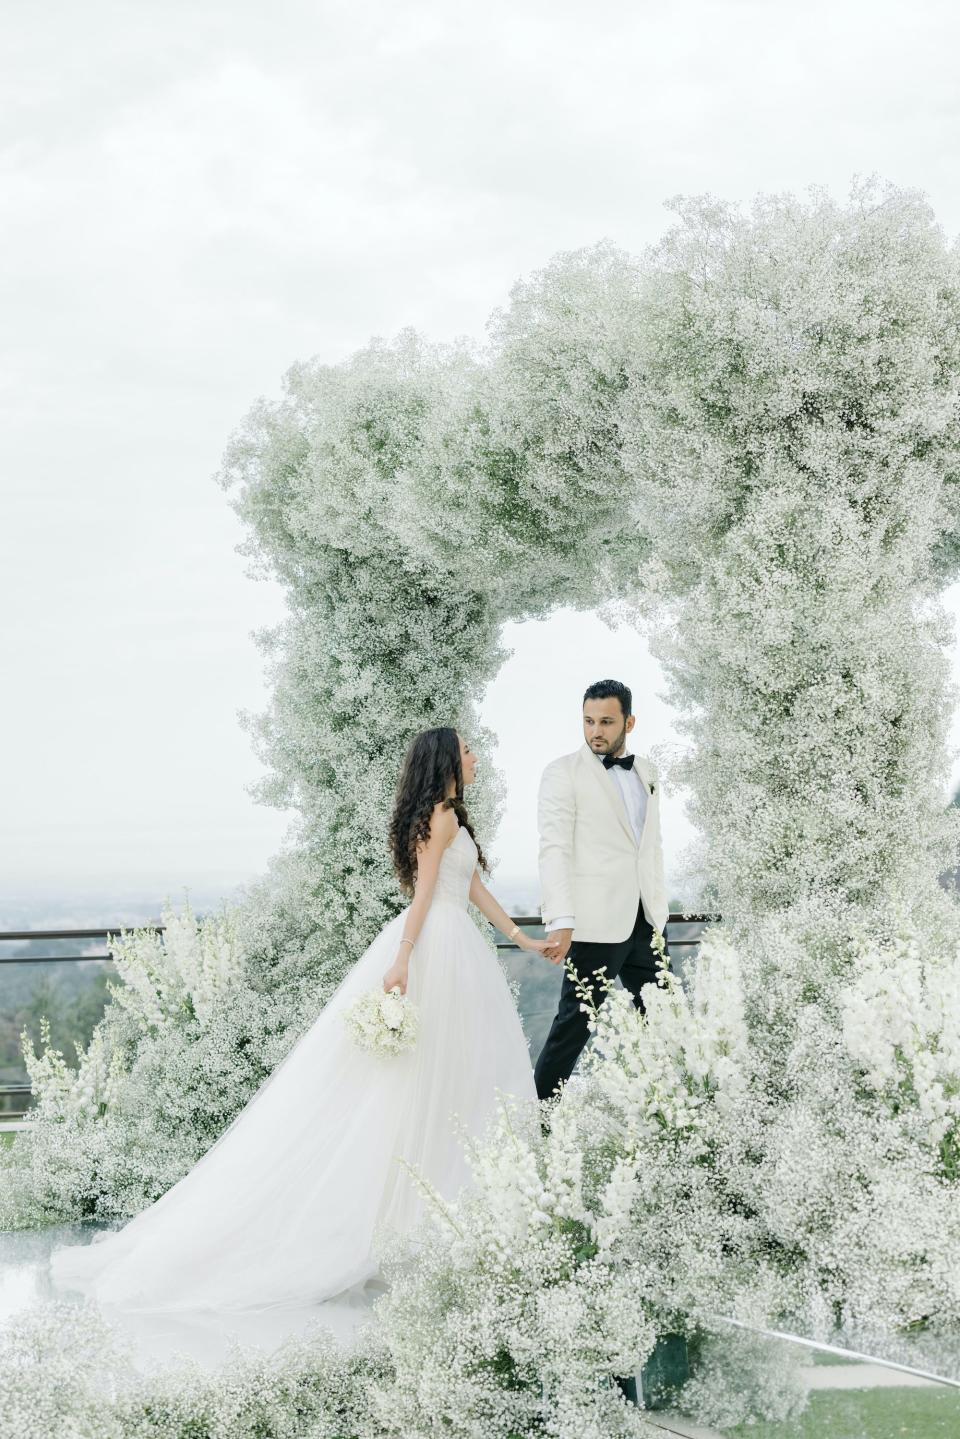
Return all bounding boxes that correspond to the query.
[398,938,414,949]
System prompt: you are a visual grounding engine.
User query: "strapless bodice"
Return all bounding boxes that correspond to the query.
[419,825,477,910]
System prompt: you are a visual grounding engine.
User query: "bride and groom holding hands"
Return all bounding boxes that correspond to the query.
[49,677,669,1326]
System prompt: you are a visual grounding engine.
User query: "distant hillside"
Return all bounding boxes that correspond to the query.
[0,952,113,1093]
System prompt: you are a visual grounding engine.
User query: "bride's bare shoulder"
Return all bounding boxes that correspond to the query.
[418,801,458,852]
[436,802,461,842]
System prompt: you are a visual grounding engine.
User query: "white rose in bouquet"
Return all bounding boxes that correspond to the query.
[378,990,406,1031]
[344,985,419,1056]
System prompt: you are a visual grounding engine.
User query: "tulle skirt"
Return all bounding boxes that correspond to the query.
[48,898,537,1316]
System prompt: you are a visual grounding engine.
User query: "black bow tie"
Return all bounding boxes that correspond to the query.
[602,753,635,771]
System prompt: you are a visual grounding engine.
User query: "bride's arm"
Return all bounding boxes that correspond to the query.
[468,872,560,963]
[382,803,458,994]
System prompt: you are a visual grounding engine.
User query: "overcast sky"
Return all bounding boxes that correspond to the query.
[4,0,960,913]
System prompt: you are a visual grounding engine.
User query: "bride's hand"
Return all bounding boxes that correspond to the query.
[518,934,563,966]
[382,957,409,995]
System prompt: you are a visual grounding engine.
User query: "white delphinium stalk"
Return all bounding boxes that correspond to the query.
[455,1101,554,1259]
[161,898,242,1027]
[69,1028,122,1122]
[19,1017,74,1117]
[103,926,168,1032]
[581,931,749,1154]
[841,926,960,1165]
[23,1020,128,1128]
[106,899,243,1033]
[542,1090,589,1225]
[592,1154,640,1258]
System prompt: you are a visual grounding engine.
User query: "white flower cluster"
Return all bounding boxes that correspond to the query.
[105,897,243,1032]
[583,931,749,1152]
[1,897,316,1230]
[0,1299,389,1439]
[215,331,510,994]
[346,927,758,1433]
[618,182,960,927]
[20,1020,127,1126]
[344,985,419,1056]
[842,926,960,1165]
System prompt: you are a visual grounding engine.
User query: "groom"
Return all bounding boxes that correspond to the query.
[534,678,670,1100]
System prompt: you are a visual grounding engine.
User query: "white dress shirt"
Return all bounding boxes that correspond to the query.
[545,750,647,934]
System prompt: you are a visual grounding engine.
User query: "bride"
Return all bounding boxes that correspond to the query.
[49,727,549,1319]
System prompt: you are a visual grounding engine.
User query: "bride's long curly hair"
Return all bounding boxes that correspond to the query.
[388,726,489,894]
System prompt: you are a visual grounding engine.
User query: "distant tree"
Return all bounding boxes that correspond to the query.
[67,967,112,1055]
[18,973,64,1059]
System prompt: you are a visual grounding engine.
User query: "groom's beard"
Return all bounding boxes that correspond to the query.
[590,724,627,758]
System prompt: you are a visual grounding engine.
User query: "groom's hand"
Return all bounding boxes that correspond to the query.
[544,928,573,965]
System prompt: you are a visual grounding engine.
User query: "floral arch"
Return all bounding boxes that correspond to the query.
[213,182,960,1386]
[219,180,960,950]
[7,180,960,1435]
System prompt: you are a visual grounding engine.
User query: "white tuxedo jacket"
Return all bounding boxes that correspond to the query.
[537,742,669,943]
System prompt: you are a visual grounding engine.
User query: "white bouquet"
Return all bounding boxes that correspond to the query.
[344,984,419,1056]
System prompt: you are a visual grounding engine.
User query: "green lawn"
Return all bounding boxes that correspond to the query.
[0,1131,16,1149]
[723,1385,960,1438]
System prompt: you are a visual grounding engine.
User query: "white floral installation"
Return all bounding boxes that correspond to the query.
[4,178,960,1436]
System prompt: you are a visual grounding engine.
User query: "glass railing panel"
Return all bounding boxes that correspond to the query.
[0,942,117,1118]
[643,1320,960,1438]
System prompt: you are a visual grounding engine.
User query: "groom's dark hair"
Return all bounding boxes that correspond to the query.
[583,679,632,718]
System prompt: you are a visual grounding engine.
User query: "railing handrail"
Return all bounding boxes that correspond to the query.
[0,914,718,946]
[0,915,719,1117]
[0,915,720,963]
[0,925,165,942]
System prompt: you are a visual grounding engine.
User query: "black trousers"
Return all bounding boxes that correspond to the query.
[534,899,661,1101]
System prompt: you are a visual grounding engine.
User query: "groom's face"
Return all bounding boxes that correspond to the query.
[583,698,635,757]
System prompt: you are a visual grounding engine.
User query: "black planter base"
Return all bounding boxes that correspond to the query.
[615,1373,639,1404]
[639,1333,690,1410]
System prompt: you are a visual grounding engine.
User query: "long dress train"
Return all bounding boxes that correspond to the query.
[48,827,536,1328]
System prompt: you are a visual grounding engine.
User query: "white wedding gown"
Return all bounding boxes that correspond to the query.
[48,826,536,1345]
